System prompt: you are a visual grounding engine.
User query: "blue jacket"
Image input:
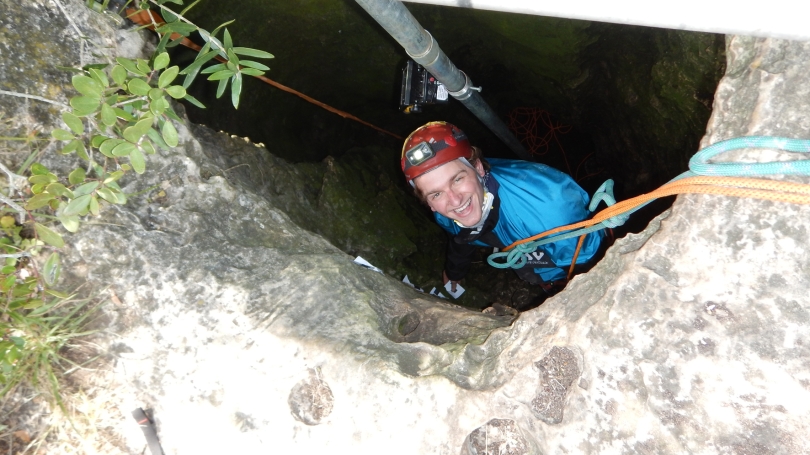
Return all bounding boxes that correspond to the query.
[434,158,604,284]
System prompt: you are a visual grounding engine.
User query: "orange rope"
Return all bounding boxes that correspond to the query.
[503,175,810,252]
[126,9,403,140]
[566,234,586,281]
[507,108,571,157]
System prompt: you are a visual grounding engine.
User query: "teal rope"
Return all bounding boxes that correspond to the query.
[487,178,624,269]
[488,136,810,270]
[688,136,810,177]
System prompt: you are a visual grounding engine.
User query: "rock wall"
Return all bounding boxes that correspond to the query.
[2,2,810,454]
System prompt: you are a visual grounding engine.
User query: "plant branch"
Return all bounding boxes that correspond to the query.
[0,161,28,192]
[51,0,87,66]
[0,252,32,259]
[147,0,197,29]
[145,0,226,53]
[0,193,27,224]
[51,0,84,38]
[0,90,69,110]
[126,183,161,198]
[111,97,148,108]
[0,136,46,142]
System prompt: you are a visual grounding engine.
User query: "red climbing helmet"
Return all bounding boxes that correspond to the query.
[401,121,472,182]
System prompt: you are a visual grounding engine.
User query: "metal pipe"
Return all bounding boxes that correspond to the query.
[355,0,530,160]
[402,0,810,42]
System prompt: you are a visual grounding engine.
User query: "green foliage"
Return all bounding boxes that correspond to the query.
[0,0,275,403]
[0,293,100,410]
[134,0,275,109]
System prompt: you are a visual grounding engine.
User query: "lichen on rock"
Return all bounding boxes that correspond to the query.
[288,368,334,425]
[530,346,580,425]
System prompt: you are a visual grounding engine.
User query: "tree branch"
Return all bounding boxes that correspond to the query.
[0,90,69,110]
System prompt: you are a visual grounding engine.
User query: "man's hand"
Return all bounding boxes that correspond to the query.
[442,270,459,292]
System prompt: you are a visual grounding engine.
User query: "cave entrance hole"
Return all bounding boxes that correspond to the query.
[176,1,725,311]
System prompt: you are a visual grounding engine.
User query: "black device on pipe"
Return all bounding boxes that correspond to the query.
[355,0,530,160]
[400,60,449,113]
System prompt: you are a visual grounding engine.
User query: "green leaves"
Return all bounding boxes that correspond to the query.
[216,77,228,99]
[239,68,264,77]
[73,181,99,197]
[156,21,197,37]
[30,163,49,175]
[62,112,84,135]
[62,194,92,217]
[161,121,179,147]
[59,215,79,233]
[70,96,100,117]
[129,148,146,174]
[53,125,87,158]
[98,137,122,158]
[25,193,56,211]
[28,172,57,185]
[111,142,137,157]
[88,67,109,88]
[231,73,243,109]
[148,88,164,101]
[223,29,233,50]
[123,118,153,143]
[101,103,117,127]
[136,59,151,75]
[68,168,85,185]
[34,223,64,248]
[6,11,279,379]
[158,66,180,88]
[141,140,156,156]
[180,49,218,89]
[6,11,256,403]
[51,129,74,141]
[240,60,270,71]
[232,47,275,59]
[201,63,226,75]
[42,253,61,286]
[116,57,147,77]
[72,75,103,98]
[183,93,205,109]
[46,183,73,199]
[207,69,234,81]
[127,78,151,96]
[165,85,186,99]
[0,340,22,374]
[111,65,127,86]
[180,26,273,109]
[150,96,169,116]
[153,52,170,71]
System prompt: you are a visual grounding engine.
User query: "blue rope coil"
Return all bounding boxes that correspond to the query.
[488,136,810,270]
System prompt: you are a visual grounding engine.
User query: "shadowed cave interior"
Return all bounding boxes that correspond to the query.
[166,0,726,310]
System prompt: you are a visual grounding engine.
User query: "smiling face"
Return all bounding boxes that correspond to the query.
[414,158,487,226]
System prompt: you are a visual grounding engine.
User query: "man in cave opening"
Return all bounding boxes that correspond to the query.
[401,121,607,299]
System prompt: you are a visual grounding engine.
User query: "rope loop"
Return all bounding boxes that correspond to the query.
[589,179,630,228]
[488,242,534,269]
[689,136,810,177]
[588,179,616,210]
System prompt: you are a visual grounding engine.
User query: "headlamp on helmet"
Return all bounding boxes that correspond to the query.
[404,142,435,167]
[401,121,472,183]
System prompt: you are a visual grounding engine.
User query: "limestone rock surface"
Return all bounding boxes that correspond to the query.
[1,2,810,455]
